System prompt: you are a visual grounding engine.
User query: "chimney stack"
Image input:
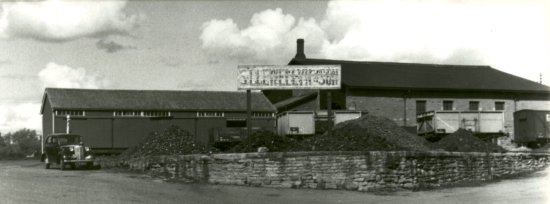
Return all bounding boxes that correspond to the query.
[295,39,306,59]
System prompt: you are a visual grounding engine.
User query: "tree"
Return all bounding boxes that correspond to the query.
[0,132,5,147]
[6,129,40,155]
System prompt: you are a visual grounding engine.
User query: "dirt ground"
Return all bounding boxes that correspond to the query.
[0,160,549,204]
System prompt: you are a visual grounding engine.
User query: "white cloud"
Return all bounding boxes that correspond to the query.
[38,62,109,89]
[0,0,140,42]
[200,8,327,63]
[200,0,550,84]
[0,103,41,134]
[0,62,108,133]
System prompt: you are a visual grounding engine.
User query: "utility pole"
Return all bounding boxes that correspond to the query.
[246,90,252,138]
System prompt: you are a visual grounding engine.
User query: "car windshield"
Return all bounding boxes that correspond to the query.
[57,135,81,145]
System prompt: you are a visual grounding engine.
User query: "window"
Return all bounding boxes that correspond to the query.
[495,102,505,111]
[252,112,274,118]
[469,101,480,111]
[197,112,224,117]
[143,111,170,117]
[114,111,141,117]
[416,100,426,114]
[443,101,454,111]
[56,110,85,116]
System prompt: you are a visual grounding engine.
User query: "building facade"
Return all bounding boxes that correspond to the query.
[41,88,276,153]
[264,39,550,138]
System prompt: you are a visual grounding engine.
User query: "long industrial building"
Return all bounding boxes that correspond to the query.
[264,39,550,138]
[41,88,276,153]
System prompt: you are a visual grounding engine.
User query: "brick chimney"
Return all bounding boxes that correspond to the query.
[295,39,306,59]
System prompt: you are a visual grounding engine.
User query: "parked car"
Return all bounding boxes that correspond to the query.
[41,134,94,170]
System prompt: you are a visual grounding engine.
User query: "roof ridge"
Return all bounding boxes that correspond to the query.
[292,58,491,69]
[44,87,263,94]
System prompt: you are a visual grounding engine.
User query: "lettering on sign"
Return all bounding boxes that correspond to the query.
[238,65,341,90]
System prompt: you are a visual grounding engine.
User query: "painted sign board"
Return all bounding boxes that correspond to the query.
[238,65,341,90]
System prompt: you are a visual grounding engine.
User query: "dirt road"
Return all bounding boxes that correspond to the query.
[0,160,549,204]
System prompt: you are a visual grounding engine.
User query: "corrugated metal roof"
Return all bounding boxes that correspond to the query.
[290,58,550,93]
[42,88,276,113]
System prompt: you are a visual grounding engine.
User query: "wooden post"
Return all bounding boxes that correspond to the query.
[403,95,407,126]
[327,91,332,130]
[66,115,70,133]
[246,90,252,138]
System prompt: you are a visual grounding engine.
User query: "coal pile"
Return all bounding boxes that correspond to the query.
[431,129,506,152]
[121,126,217,158]
[293,115,431,152]
[229,130,299,153]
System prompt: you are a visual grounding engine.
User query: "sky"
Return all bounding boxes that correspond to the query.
[0,0,549,134]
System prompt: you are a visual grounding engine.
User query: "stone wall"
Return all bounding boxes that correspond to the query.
[96,151,550,192]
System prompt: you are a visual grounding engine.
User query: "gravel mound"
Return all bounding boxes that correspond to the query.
[431,129,506,152]
[294,115,431,151]
[121,126,217,158]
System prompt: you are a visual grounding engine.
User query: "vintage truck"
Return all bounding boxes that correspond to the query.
[41,133,94,170]
[416,110,506,142]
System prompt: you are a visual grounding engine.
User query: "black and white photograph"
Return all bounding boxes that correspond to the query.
[1,0,549,203]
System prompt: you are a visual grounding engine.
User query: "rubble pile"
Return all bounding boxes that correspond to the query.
[431,129,506,152]
[121,126,217,158]
[294,115,431,151]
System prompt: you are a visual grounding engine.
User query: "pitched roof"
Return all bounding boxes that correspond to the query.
[289,58,550,94]
[42,88,276,113]
[273,92,317,111]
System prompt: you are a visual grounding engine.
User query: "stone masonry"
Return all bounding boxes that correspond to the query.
[96,151,550,192]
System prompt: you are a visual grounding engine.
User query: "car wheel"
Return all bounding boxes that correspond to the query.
[44,157,50,169]
[60,160,65,171]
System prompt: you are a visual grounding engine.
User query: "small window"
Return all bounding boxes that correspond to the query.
[197,112,224,117]
[495,102,505,111]
[469,101,480,111]
[143,111,170,117]
[114,111,141,117]
[443,101,453,111]
[416,100,426,114]
[56,110,85,116]
[252,112,274,118]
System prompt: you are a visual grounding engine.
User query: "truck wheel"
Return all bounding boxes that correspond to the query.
[60,160,65,171]
[44,157,50,169]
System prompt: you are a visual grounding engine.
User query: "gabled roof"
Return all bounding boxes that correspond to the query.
[41,88,276,114]
[289,58,550,94]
